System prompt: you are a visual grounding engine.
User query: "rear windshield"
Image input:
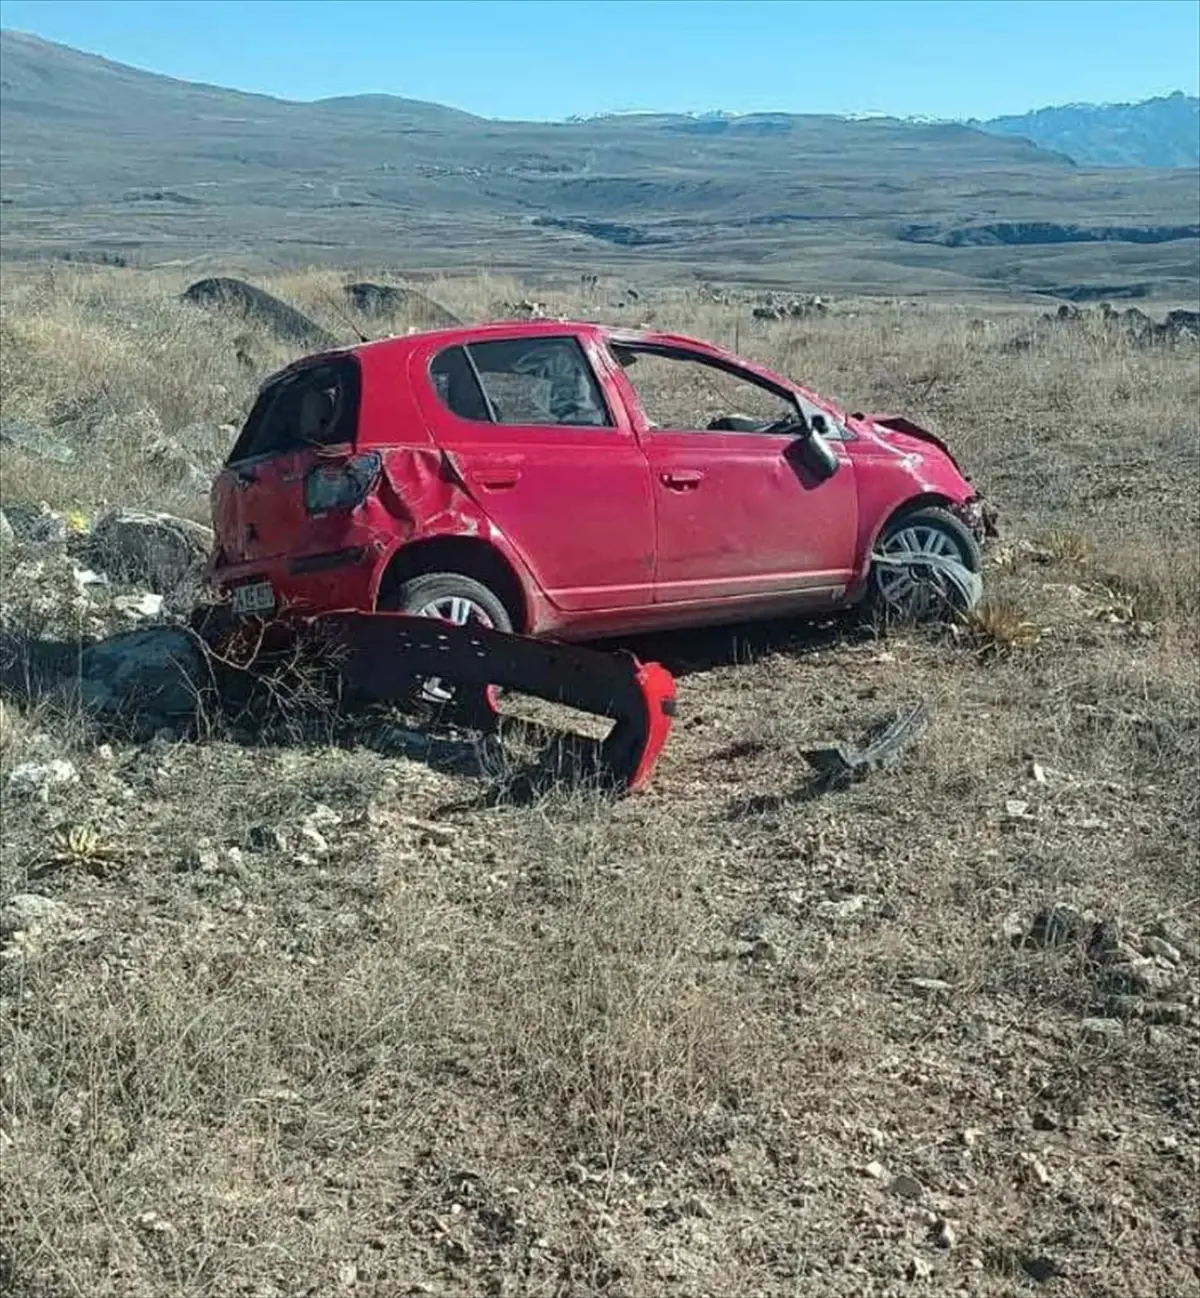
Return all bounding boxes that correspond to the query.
[227,356,361,464]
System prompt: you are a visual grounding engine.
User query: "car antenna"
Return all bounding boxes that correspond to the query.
[316,283,370,345]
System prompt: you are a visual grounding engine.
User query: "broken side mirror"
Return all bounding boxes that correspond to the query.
[795,427,840,481]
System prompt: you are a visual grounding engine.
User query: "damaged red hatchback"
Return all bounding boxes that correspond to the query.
[210,321,994,640]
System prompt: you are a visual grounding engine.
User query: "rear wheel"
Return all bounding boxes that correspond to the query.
[380,571,513,708]
[867,506,982,620]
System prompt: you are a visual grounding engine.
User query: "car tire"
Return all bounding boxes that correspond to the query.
[866,505,982,621]
[379,572,513,718]
[382,571,514,634]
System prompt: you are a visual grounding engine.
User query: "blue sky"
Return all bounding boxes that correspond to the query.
[1,0,1197,121]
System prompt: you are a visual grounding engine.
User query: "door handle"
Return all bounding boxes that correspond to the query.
[470,469,521,490]
[661,470,704,490]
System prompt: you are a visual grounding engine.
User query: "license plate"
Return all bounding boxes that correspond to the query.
[231,580,276,615]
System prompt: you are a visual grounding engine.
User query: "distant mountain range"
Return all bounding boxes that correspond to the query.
[976,92,1199,169]
[1,30,1197,301]
[572,94,1200,170]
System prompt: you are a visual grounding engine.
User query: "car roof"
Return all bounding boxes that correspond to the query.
[267,318,779,392]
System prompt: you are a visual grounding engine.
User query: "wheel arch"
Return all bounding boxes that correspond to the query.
[375,536,531,632]
[857,491,958,577]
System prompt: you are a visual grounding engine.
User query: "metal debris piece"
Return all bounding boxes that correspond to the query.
[801,700,929,782]
[870,549,983,611]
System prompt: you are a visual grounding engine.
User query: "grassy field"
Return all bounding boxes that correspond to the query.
[1,266,1198,1297]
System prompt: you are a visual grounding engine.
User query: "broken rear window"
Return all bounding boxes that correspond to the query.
[430,337,612,428]
[227,357,361,464]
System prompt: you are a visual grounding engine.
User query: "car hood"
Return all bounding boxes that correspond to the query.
[855,413,961,469]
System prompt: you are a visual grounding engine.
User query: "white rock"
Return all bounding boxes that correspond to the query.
[72,566,109,591]
[300,824,330,855]
[1142,935,1183,966]
[6,759,78,797]
[815,894,870,922]
[114,592,165,620]
[1,892,76,936]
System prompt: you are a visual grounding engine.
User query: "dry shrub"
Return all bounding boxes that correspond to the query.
[957,597,1042,658]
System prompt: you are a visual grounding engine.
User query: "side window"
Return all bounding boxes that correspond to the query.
[611,346,799,434]
[430,337,612,428]
[430,346,490,422]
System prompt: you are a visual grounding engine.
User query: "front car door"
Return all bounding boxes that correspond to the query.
[410,330,655,613]
[600,339,858,608]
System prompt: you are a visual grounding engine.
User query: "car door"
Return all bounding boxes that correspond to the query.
[410,332,655,612]
[600,341,858,606]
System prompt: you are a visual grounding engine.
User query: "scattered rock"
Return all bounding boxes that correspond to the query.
[932,1218,957,1249]
[88,509,212,593]
[72,626,217,737]
[6,758,78,798]
[752,294,827,322]
[0,892,76,938]
[1026,903,1088,948]
[889,1173,924,1201]
[1100,958,1182,997]
[905,1256,933,1282]
[1141,935,1182,965]
[114,592,165,620]
[182,277,337,347]
[0,419,75,463]
[300,824,330,855]
[864,1160,887,1180]
[1142,1001,1191,1026]
[343,282,461,327]
[1022,1254,1066,1283]
[400,815,456,846]
[907,977,953,1000]
[1080,1016,1124,1044]
[249,825,288,853]
[1,502,68,544]
[73,566,108,592]
[815,894,871,923]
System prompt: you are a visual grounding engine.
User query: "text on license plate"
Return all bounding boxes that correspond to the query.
[231,581,276,615]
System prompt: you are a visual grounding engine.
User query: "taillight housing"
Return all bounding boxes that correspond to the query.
[304,452,381,515]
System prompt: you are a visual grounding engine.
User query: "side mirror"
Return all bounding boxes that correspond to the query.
[796,427,840,481]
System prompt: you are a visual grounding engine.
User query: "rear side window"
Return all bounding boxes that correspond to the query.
[227,357,361,463]
[430,337,612,428]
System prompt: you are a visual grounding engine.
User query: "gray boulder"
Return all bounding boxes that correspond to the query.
[0,419,76,463]
[73,626,217,737]
[88,509,213,593]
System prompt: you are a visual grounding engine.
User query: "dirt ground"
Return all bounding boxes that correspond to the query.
[1,270,1198,1297]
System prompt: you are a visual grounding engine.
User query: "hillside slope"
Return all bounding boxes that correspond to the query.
[2,30,1198,299]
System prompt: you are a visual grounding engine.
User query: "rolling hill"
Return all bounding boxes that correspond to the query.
[1,29,1197,300]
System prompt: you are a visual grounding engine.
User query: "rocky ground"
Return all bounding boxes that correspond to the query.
[1,273,1197,1297]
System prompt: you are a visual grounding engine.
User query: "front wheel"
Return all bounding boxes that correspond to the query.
[867,506,982,621]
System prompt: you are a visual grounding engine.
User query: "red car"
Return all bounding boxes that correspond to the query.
[210,321,993,641]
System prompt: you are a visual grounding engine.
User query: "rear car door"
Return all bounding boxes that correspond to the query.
[410,333,655,612]
[601,342,858,605]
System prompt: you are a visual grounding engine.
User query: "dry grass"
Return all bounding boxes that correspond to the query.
[1,266,1199,1298]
